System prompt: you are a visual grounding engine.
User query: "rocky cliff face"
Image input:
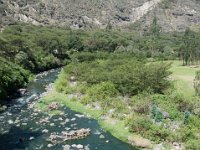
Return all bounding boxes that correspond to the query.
[1,0,200,32]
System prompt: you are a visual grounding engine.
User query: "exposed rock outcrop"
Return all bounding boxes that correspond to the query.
[1,0,200,31]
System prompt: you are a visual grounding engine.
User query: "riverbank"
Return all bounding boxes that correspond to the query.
[0,69,135,150]
[36,58,200,150]
[35,91,155,149]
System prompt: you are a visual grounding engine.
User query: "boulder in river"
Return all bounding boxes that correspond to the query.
[63,144,71,150]
[29,137,35,140]
[8,120,14,124]
[75,114,85,118]
[50,123,55,126]
[99,134,105,139]
[18,88,27,95]
[47,144,53,148]
[77,144,84,149]
[22,123,27,126]
[42,129,49,133]
[71,118,76,121]
[48,128,91,144]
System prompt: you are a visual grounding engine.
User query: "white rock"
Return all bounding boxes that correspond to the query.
[71,144,77,148]
[22,123,27,126]
[58,117,63,121]
[99,134,105,139]
[8,120,14,124]
[14,119,20,124]
[75,114,85,118]
[42,129,49,133]
[65,119,70,123]
[93,130,101,135]
[47,144,53,148]
[71,118,76,121]
[50,123,55,126]
[85,145,90,150]
[29,137,35,140]
[63,145,70,150]
[65,127,71,130]
[77,144,83,149]
[60,122,65,125]
[7,112,12,116]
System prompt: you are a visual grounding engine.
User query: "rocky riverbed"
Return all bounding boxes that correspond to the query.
[0,69,134,150]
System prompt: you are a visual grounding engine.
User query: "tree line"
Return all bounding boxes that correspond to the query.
[1,20,200,100]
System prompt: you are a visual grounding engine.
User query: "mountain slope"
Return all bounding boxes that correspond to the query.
[1,0,200,31]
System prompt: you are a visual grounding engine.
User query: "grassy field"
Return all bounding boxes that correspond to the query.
[170,60,199,97]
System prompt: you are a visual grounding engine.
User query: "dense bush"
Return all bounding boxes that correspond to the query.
[64,55,172,96]
[128,115,171,142]
[0,57,30,100]
[0,24,70,72]
[185,139,200,150]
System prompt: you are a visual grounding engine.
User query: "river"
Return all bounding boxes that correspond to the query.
[0,69,134,150]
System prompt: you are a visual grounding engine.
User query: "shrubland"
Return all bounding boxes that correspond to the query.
[54,52,200,149]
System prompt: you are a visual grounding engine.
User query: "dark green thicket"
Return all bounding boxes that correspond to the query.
[179,28,200,65]
[63,53,172,96]
[0,24,69,99]
[0,57,30,99]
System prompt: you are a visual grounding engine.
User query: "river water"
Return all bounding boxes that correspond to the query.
[0,69,134,150]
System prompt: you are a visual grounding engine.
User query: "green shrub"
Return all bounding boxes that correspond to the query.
[85,82,118,105]
[176,126,197,142]
[151,104,164,122]
[129,116,152,135]
[147,124,171,142]
[131,93,151,114]
[0,57,30,99]
[185,139,200,150]
[64,57,172,96]
[54,71,74,94]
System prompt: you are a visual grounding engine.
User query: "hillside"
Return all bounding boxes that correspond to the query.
[1,0,200,31]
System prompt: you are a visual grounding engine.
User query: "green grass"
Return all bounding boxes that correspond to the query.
[170,60,199,97]
[99,118,132,142]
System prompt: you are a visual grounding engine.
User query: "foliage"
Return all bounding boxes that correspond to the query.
[0,57,30,100]
[0,22,194,100]
[54,52,200,147]
[179,28,200,65]
[151,104,164,122]
[185,139,200,150]
[128,115,171,142]
[64,54,172,96]
[194,70,200,96]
